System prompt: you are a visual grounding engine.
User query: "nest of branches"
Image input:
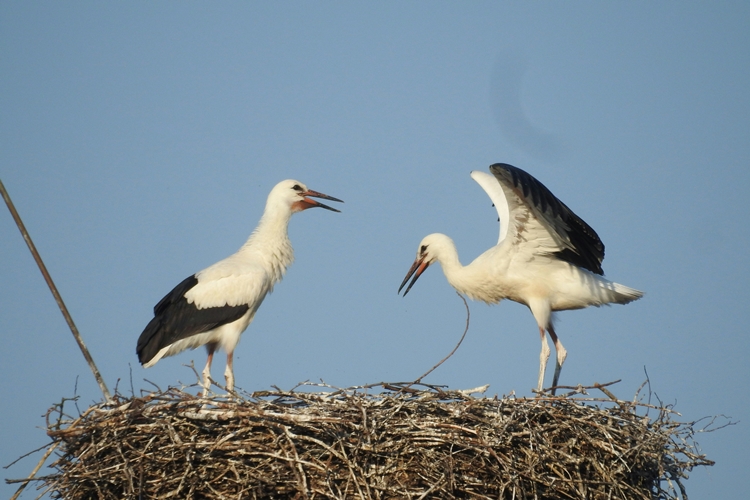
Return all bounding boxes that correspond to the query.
[32,381,713,500]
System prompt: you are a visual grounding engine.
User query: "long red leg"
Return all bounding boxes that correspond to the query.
[537,326,550,392]
[202,343,218,394]
[225,351,235,391]
[547,325,567,395]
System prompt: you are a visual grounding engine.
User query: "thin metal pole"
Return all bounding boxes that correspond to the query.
[1,179,112,401]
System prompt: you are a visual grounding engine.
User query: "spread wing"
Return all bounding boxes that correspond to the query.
[472,163,605,275]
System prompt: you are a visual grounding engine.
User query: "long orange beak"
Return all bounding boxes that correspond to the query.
[295,189,344,212]
[398,257,429,296]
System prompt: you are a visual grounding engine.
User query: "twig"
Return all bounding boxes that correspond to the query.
[8,441,59,500]
[595,381,621,401]
[410,291,471,386]
[3,442,54,469]
[0,179,111,401]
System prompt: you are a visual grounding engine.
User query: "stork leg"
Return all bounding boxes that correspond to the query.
[547,325,567,395]
[537,326,551,392]
[225,351,235,392]
[202,342,218,393]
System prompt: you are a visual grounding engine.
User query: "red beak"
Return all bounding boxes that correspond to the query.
[294,189,344,212]
[398,256,429,296]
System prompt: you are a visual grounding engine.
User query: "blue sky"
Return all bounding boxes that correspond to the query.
[2,2,748,498]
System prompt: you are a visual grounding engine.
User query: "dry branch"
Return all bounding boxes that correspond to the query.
[13,382,716,499]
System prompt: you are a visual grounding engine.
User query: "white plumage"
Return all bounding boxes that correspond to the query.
[399,163,642,393]
[137,179,342,392]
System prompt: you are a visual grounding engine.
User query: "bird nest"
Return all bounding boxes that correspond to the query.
[27,381,715,500]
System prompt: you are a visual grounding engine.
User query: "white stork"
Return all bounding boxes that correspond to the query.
[399,163,643,393]
[136,179,343,392]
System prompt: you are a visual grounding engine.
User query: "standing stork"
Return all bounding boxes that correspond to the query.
[136,179,343,392]
[399,163,642,393]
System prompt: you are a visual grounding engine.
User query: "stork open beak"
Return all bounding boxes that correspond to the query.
[398,257,430,296]
[296,189,344,212]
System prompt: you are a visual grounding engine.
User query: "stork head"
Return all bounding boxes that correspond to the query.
[398,233,452,296]
[269,179,344,213]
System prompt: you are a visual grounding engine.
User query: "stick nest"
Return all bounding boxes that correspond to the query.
[38,382,713,499]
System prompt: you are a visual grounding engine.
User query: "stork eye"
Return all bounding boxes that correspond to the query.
[420,245,428,254]
[292,184,303,192]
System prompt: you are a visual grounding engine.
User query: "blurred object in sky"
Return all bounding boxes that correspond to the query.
[490,52,565,163]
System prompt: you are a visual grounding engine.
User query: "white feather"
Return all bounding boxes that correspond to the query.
[471,170,509,244]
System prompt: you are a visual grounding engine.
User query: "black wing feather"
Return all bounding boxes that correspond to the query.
[136,275,250,364]
[490,163,605,275]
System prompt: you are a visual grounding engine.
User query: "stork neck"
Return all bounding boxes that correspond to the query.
[247,205,292,244]
[237,205,295,281]
[442,247,498,301]
[434,246,471,292]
